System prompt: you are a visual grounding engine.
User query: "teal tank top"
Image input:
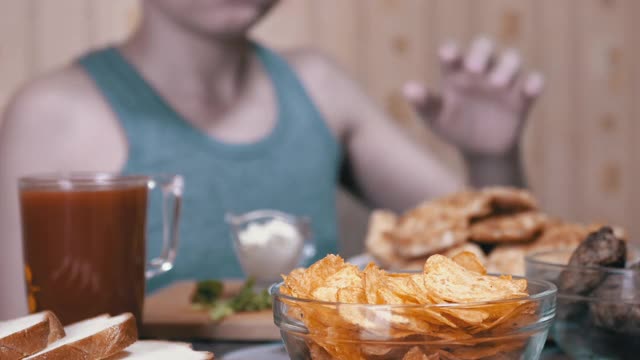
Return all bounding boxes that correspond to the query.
[79,45,341,292]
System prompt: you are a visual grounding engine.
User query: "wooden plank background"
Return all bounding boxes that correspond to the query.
[0,0,638,250]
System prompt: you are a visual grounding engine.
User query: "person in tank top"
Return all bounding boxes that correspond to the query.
[0,0,543,317]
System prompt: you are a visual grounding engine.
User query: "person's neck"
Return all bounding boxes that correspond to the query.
[119,12,253,106]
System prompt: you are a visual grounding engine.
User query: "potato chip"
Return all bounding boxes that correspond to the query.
[452,251,487,275]
[423,255,528,303]
[311,286,340,302]
[403,346,430,360]
[440,307,490,325]
[443,243,487,264]
[308,342,332,360]
[361,343,394,357]
[282,254,358,300]
[325,265,363,289]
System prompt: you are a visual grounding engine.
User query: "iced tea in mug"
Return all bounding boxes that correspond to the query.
[19,173,183,325]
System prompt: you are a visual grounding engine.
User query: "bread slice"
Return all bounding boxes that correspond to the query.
[108,341,214,359]
[0,311,65,360]
[25,313,137,360]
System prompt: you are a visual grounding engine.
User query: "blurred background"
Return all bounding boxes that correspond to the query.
[0,0,638,255]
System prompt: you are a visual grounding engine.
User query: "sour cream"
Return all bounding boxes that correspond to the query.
[234,218,305,284]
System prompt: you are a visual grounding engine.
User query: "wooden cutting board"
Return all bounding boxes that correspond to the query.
[141,280,280,341]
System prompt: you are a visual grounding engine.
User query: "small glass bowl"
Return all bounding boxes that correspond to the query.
[526,250,640,360]
[226,210,315,286]
[270,277,556,360]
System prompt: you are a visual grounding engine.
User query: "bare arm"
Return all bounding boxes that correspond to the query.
[0,68,125,318]
[292,39,543,212]
[340,87,463,211]
[292,53,463,212]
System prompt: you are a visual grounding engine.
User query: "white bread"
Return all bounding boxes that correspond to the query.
[25,313,137,360]
[0,311,65,359]
[108,341,214,359]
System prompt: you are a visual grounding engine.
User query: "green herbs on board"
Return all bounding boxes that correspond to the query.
[191,278,272,321]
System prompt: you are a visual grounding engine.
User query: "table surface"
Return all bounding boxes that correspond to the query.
[191,341,570,359]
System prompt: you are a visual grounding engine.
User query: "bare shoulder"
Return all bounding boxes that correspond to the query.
[281,48,365,138]
[1,63,126,171]
[4,64,104,126]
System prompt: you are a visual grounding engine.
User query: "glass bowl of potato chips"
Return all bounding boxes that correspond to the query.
[272,253,556,360]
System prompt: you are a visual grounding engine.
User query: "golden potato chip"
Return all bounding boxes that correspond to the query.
[336,287,366,304]
[443,243,487,264]
[390,244,488,273]
[361,343,394,357]
[423,255,528,303]
[452,251,487,275]
[307,342,330,360]
[282,254,358,300]
[403,346,430,360]
[311,286,340,302]
[448,338,526,360]
[469,211,548,244]
[324,264,363,289]
[440,307,490,325]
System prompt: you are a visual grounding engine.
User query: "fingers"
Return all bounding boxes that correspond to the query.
[489,49,521,88]
[464,37,495,74]
[523,72,544,99]
[520,72,545,111]
[438,42,463,75]
[403,81,443,120]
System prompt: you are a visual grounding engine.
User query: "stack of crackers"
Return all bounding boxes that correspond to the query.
[365,187,620,275]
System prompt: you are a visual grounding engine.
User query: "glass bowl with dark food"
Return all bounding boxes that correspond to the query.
[525,227,640,360]
[271,254,556,360]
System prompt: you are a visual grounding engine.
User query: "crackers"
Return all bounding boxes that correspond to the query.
[389,206,468,258]
[366,187,542,271]
[470,211,548,244]
[364,186,628,276]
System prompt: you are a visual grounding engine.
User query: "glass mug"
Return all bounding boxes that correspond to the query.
[19,173,183,325]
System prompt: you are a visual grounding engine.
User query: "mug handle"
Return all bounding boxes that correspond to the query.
[145,175,184,279]
[298,216,316,266]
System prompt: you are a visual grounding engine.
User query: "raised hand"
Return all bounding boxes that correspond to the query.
[404,37,544,157]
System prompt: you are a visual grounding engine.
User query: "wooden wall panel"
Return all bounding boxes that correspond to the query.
[90,0,140,48]
[306,0,363,81]
[0,0,33,114]
[359,0,431,114]
[30,0,92,73]
[534,0,578,219]
[251,0,312,49]
[574,0,634,234]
